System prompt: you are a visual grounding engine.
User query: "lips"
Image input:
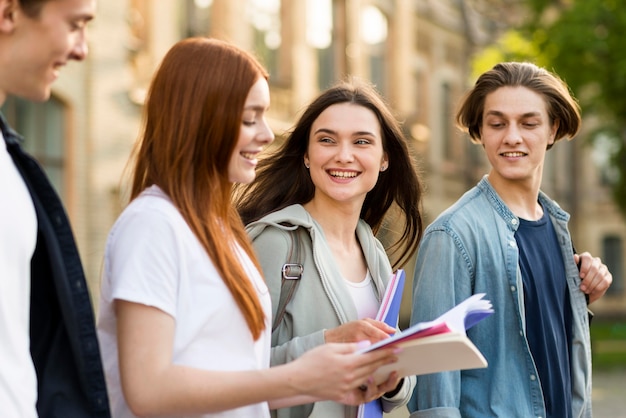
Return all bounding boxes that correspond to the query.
[328,170,358,178]
[500,152,526,157]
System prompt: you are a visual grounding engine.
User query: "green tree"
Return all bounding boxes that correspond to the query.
[473,0,626,215]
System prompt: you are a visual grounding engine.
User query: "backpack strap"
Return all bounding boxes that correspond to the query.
[573,243,594,323]
[272,227,305,332]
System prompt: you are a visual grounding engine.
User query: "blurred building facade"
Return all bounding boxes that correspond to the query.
[3,0,624,318]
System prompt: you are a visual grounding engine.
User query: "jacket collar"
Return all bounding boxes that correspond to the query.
[0,111,24,147]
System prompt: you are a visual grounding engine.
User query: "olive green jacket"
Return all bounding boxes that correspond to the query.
[247,204,414,418]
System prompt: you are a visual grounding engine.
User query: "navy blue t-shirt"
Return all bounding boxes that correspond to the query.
[515,208,573,418]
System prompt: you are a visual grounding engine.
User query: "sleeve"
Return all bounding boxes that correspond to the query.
[381,375,416,412]
[407,228,473,417]
[104,205,181,318]
[250,226,326,365]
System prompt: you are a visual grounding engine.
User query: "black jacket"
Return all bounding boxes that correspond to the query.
[1,113,110,417]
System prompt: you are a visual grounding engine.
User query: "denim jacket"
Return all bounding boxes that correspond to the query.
[408,176,592,418]
[1,113,111,417]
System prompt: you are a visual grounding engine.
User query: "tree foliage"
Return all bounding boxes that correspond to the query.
[473,0,626,215]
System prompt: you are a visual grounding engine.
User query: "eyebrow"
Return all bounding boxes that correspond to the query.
[243,105,268,111]
[485,110,542,118]
[73,13,95,22]
[313,128,376,137]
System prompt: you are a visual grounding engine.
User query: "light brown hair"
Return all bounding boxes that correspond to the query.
[456,62,581,150]
[17,0,51,17]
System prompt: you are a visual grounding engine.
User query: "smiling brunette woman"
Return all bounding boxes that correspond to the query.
[236,79,424,418]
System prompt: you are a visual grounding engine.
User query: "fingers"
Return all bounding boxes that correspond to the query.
[575,252,613,304]
[362,318,397,334]
[324,320,395,344]
[296,342,399,403]
[327,342,399,389]
[374,371,401,394]
[339,371,401,406]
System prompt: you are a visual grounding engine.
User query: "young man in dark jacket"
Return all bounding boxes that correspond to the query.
[0,0,110,416]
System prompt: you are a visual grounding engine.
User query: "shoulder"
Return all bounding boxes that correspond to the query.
[426,186,490,232]
[246,204,313,240]
[108,186,186,247]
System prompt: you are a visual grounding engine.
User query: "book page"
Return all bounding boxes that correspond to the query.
[358,293,494,383]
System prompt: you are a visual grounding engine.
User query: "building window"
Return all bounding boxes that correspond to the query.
[186,0,212,37]
[1,96,67,198]
[361,5,388,94]
[248,0,281,81]
[602,235,623,295]
[307,0,334,90]
[441,82,452,161]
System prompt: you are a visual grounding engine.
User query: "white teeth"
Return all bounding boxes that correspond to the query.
[328,170,357,178]
[241,152,255,160]
[502,152,525,157]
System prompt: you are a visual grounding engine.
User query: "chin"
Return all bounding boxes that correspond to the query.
[26,89,52,103]
[230,172,256,185]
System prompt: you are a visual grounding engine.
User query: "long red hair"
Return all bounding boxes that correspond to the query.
[129,37,268,339]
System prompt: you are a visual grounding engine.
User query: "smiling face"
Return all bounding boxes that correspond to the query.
[0,0,95,103]
[304,102,388,208]
[481,86,558,191]
[228,77,274,184]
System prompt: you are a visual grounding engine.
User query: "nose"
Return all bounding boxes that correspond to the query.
[259,119,275,145]
[336,141,354,162]
[69,31,88,61]
[503,124,523,145]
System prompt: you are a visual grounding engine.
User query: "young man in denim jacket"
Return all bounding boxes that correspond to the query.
[0,0,110,416]
[408,62,612,418]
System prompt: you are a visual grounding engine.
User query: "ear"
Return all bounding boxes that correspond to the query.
[303,154,310,169]
[0,0,18,34]
[549,120,560,145]
[380,152,389,172]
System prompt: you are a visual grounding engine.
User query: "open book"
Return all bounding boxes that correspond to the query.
[358,293,494,384]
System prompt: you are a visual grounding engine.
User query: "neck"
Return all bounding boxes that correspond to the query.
[303,198,361,244]
[487,173,542,220]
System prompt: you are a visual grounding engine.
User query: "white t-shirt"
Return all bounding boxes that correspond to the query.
[0,133,38,418]
[344,271,379,319]
[97,185,272,418]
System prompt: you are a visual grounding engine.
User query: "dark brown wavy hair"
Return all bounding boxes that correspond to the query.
[129,37,268,340]
[236,79,424,268]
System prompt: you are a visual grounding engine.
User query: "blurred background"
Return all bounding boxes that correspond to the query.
[3,0,624,414]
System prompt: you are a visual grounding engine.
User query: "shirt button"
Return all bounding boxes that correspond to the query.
[509,240,516,247]
[511,219,518,225]
[510,286,516,292]
[530,374,537,381]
